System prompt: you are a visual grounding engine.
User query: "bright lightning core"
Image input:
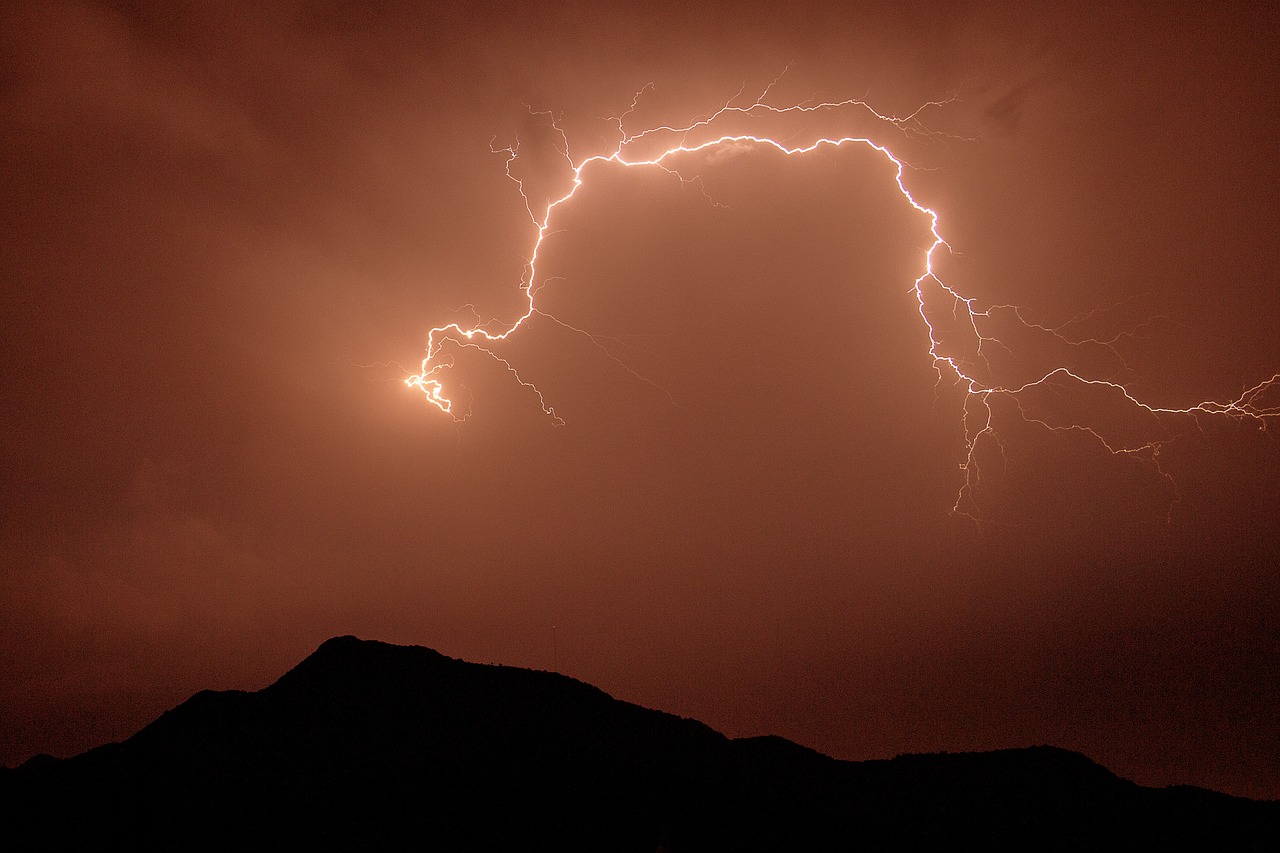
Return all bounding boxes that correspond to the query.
[406,84,1279,520]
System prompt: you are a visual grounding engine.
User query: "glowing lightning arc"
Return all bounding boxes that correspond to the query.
[406,85,1279,519]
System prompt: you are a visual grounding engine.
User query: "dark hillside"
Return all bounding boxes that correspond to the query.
[3,637,1276,851]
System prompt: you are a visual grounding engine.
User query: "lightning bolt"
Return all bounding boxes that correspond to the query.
[406,83,1279,521]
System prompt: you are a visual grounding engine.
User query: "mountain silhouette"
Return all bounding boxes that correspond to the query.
[2,635,1276,850]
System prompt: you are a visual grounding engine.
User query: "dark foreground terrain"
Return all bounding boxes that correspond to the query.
[3,636,1276,850]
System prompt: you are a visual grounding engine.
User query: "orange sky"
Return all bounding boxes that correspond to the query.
[3,1,1278,798]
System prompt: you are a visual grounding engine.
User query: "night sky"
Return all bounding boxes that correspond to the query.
[3,2,1278,799]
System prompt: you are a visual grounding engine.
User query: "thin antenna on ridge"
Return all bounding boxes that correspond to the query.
[552,624,558,671]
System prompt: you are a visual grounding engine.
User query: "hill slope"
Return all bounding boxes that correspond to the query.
[3,636,1276,850]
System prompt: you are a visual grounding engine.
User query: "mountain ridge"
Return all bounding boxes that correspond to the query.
[3,635,1276,851]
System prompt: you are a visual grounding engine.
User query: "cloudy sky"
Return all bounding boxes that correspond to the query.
[3,1,1278,798]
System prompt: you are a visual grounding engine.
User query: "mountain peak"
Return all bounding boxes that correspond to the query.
[270,634,451,692]
[306,633,445,662]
